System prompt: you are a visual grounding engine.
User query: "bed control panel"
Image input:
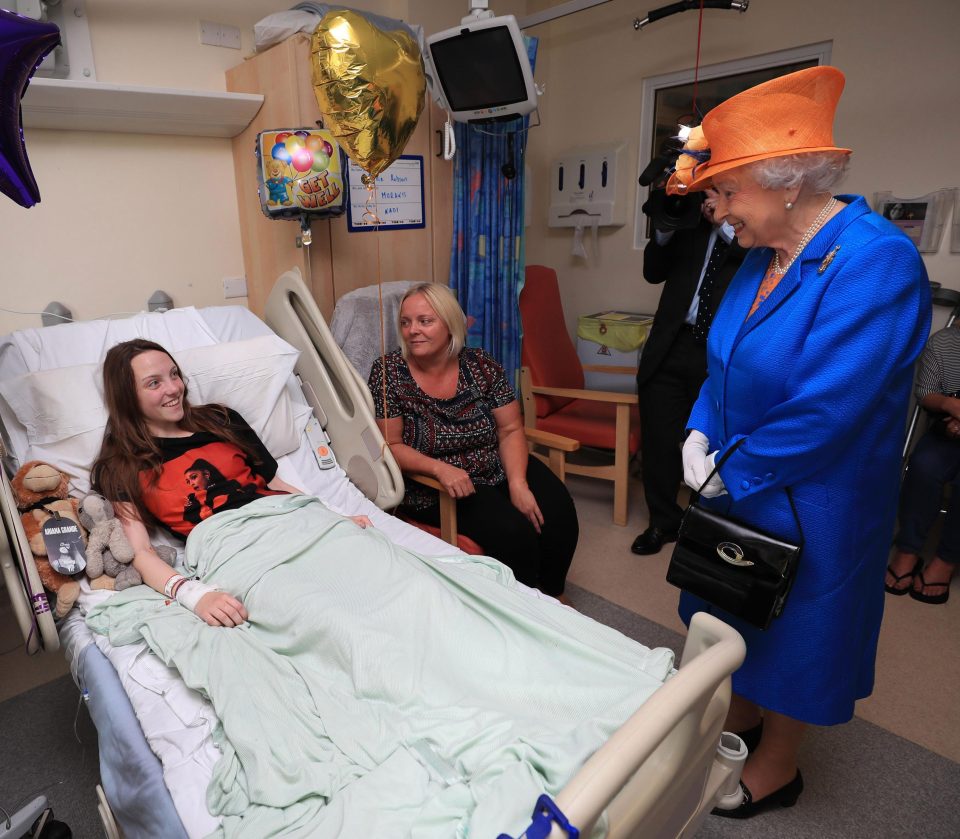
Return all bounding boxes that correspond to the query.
[304,416,337,470]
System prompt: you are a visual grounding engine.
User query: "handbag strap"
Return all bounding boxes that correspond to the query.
[692,438,805,550]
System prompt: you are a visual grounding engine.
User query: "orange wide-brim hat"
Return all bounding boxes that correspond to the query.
[666,66,852,194]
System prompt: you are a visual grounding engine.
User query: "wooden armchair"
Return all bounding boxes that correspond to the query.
[519,265,641,526]
[405,427,579,551]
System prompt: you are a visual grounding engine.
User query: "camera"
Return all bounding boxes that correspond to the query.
[639,138,704,231]
[642,188,704,232]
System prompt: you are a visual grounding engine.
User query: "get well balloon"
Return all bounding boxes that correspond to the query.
[0,8,60,208]
[256,127,347,222]
[311,9,425,181]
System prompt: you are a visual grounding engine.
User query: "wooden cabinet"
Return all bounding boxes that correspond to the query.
[226,35,453,320]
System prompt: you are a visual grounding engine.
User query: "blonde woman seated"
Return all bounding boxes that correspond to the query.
[367,284,578,598]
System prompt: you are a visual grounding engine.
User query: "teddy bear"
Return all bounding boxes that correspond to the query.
[78,492,177,591]
[10,460,86,619]
[670,124,710,192]
[264,158,294,205]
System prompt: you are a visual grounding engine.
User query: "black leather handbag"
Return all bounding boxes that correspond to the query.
[666,441,803,630]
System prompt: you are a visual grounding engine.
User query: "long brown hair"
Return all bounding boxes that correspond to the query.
[91,339,262,528]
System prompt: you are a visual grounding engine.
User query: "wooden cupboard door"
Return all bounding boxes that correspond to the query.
[227,36,335,317]
[227,35,454,320]
[427,100,454,289]
[328,98,452,302]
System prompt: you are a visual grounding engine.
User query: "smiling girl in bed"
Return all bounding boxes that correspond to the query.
[90,338,371,627]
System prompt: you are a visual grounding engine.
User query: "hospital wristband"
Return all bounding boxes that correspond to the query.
[175,580,221,613]
[163,574,186,599]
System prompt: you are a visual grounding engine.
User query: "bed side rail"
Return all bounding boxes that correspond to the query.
[0,455,59,653]
[263,267,404,510]
[551,612,745,839]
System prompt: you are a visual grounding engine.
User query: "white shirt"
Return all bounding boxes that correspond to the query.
[655,221,736,325]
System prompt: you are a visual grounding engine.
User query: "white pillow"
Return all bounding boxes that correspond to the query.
[175,335,303,458]
[0,335,304,494]
[0,362,104,442]
[0,363,107,492]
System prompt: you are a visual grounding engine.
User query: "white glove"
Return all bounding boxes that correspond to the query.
[175,579,221,613]
[682,430,710,491]
[700,451,728,498]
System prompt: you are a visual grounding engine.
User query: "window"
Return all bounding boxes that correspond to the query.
[634,42,833,247]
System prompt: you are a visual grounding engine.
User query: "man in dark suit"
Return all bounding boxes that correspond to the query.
[631,188,746,554]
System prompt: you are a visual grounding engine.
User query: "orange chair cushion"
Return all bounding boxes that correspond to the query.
[536,400,641,453]
[399,516,486,556]
[520,265,585,417]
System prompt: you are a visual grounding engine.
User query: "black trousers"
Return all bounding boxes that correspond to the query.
[896,428,960,564]
[638,327,708,533]
[404,457,578,596]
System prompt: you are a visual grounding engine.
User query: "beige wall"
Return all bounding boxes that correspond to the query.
[2,0,956,339]
[0,0,403,335]
[522,0,960,337]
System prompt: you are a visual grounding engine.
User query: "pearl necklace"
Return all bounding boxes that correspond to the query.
[772,197,837,275]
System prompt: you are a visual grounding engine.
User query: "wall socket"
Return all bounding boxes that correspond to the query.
[199,21,241,50]
[223,277,248,299]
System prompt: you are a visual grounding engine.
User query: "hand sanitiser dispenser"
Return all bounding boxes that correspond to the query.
[548,144,627,228]
[549,144,627,260]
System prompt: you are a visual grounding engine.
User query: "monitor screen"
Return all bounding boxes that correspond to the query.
[430,25,530,113]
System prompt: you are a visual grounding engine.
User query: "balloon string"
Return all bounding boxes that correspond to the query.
[300,214,313,291]
[691,0,704,119]
[363,181,383,226]
[366,179,390,459]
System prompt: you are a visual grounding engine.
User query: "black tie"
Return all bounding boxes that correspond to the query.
[692,237,729,344]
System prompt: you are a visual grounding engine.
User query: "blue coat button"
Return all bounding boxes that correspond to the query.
[752,476,762,486]
[740,480,751,491]
[765,472,775,481]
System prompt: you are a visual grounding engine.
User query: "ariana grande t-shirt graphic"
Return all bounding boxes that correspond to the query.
[140,409,285,538]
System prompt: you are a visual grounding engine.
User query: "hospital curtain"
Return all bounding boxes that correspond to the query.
[449,37,538,384]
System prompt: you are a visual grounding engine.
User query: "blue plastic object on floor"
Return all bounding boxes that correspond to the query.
[496,794,580,839]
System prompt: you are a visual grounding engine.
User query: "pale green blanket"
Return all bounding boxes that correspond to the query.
[86,495,673,838]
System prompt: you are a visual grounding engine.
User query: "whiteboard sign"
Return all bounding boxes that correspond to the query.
[346,155,425,232]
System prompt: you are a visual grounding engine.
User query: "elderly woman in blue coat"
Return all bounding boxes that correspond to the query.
[665,67,931,818]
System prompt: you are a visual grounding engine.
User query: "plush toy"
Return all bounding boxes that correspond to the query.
[78,492,176,591]
[670,124,710,192]
[10,460,85,619]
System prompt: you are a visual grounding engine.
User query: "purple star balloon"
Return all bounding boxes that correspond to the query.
[0,8,59,208]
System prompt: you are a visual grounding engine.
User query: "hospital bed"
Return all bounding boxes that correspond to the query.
[0,268,746,838]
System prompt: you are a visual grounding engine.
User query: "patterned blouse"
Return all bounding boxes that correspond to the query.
[367,348,517,510]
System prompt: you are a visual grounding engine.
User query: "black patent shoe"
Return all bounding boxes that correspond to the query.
[630,526,678,555]
[712,770,803,819]
[735,721,763,753]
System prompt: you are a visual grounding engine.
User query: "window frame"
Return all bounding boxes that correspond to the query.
[633,41,833,249]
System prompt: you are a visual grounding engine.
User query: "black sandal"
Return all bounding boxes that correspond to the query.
[909,571,951,605]
[885,558,922,596]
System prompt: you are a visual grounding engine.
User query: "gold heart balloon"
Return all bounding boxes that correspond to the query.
[311,10,426,181]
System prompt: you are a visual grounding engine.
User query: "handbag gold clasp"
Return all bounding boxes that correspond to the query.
[717,542,754,566]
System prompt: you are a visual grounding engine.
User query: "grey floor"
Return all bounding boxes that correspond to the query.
[0,667,102,836]
[566,585,960,839]
[3,585,959,837]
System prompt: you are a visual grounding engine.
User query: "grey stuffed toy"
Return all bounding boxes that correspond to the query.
[78,492,176,590]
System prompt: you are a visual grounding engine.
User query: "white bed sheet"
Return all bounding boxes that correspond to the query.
[67,432,464,839]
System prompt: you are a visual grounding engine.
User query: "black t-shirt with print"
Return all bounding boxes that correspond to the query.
[140,408,284,538]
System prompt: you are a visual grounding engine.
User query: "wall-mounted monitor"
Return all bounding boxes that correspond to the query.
[426,14,538,124]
